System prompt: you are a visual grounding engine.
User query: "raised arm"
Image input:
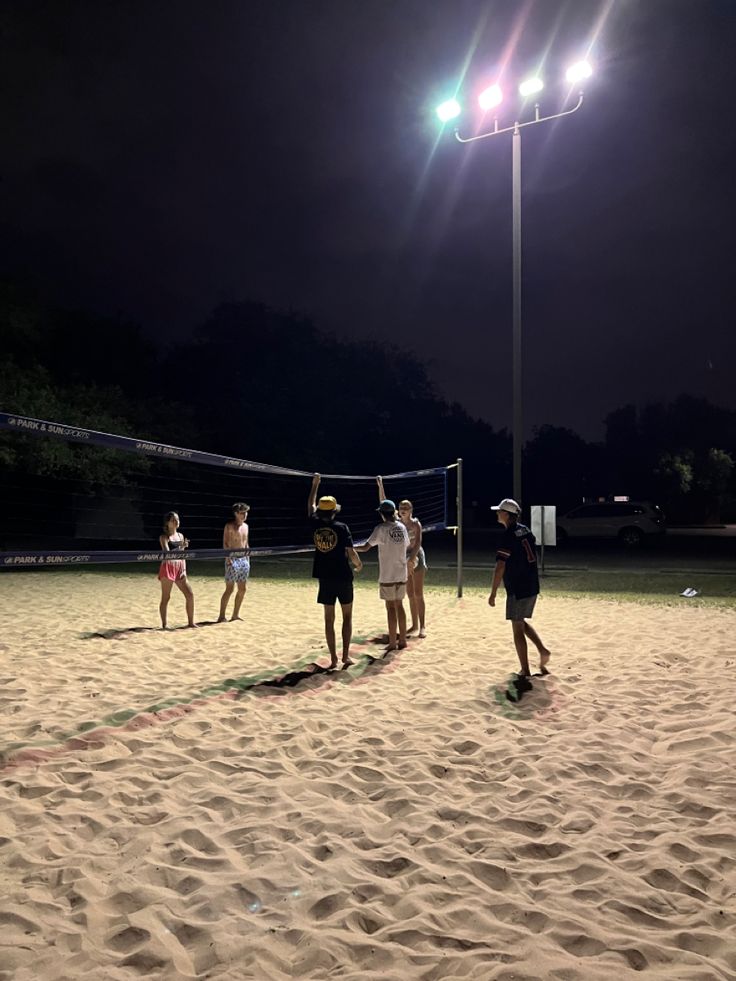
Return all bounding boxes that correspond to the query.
[377,475,386,501]
[308,473,320,516]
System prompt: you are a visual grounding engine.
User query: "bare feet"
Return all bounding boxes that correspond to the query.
[217,615,227,623]
[187,623,199,629]
[407,625,419,635]
[418,627,427,638]
[341,655,352,667]
[230,615,242,622]
[539,648,551,675]
[398,641,407,650]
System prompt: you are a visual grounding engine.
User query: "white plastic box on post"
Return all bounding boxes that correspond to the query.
[531,505,556,573]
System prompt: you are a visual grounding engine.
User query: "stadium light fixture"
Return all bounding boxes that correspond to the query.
[435,62,591,505]
[478,83,503,111]
[565,60,592,84]
[519,76,544,97]
[436,98,462,123]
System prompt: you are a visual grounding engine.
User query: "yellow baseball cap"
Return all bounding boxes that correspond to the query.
[318,495,339,511]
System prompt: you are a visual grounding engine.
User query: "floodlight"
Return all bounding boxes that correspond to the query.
[436,98,461,123]
[565,60,592,84]
[478,84,503,111]
[519,77,544,97]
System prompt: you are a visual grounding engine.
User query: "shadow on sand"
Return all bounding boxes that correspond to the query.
[81,619,240,640]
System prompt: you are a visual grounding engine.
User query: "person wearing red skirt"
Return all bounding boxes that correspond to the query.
[158,511,196,629]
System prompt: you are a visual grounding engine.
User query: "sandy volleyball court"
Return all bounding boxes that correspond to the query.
[0,570,734,980]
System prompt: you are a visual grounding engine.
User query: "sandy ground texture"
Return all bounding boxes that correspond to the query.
[0,569,735,980]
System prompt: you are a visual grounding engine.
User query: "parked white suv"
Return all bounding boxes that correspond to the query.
[556,501,666,547]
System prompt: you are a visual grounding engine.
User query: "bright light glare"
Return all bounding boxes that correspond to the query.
[519,77,544,97]
[478,83,503,111]
[565,60,592,84]
[436,98,461,123]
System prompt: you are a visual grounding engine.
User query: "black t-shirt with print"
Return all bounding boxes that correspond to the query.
[310,516,354,580]
[496,522,539,599]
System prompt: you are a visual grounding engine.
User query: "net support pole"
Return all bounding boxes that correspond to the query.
[456,457,463,598]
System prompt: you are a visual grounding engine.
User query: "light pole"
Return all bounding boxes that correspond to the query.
[436,62,592,505]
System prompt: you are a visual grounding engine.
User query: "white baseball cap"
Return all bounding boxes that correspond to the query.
[491,498,521,514]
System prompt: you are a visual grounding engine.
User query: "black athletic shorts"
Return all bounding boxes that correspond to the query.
[317,578,354,606]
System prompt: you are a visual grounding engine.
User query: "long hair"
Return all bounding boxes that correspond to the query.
[163,511,179,532]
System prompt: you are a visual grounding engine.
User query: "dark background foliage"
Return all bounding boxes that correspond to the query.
[2,282,734,525]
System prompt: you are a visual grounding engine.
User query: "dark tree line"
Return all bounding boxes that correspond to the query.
[523,398,736,522]
[0,284,507,513]
[1,280,734,523]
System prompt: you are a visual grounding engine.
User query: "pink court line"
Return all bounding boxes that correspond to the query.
[0,631,403,773]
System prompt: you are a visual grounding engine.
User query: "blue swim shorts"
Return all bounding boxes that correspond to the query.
[225,557,250,583]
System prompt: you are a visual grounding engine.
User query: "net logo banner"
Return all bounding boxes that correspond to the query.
[0,412,448,481]
[135,442,193,459]
[0,412,306,476]
[1,411,449,481]
[4,416,90,440]
[4,554,92,565]
[1,546,314,568]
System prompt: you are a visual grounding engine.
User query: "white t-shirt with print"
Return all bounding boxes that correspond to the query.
[367,520,409,583]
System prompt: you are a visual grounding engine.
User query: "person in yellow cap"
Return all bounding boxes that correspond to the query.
[308,474,362,669]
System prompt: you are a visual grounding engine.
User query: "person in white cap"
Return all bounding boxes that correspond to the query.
[488,498,551,700]
[308,474,363,669]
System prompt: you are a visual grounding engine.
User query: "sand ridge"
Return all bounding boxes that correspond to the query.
[0,571,735,979]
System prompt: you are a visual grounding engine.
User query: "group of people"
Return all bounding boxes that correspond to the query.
[307,474,427,669]
[157,503,251,629]
[155,477,429,661]
[157,482,549,702]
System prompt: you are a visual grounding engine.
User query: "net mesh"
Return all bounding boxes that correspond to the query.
[0,413,450,564]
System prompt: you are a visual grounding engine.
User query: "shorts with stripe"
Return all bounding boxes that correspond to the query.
[380,581,407,601]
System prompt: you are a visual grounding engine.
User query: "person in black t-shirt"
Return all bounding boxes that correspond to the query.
[308,473,362,669]
[488,498,551,700]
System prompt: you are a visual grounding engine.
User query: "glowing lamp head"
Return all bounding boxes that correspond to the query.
[565,60,592,84]
[478,83,503,111]
[519,77,544,97]
[436,98,461,123]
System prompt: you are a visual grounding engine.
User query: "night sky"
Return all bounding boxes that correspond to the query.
[3,0,735,440]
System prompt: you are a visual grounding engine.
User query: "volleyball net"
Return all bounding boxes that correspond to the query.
[0,412,456,568]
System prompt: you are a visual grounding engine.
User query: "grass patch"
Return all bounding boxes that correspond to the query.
[540,571,736,608]
[233,558,736,608]
[3,555,734,610]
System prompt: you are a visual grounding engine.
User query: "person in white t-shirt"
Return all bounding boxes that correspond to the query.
[355,498,410,651]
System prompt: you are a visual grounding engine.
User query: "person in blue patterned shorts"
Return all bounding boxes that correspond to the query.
[218,503,251,622]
